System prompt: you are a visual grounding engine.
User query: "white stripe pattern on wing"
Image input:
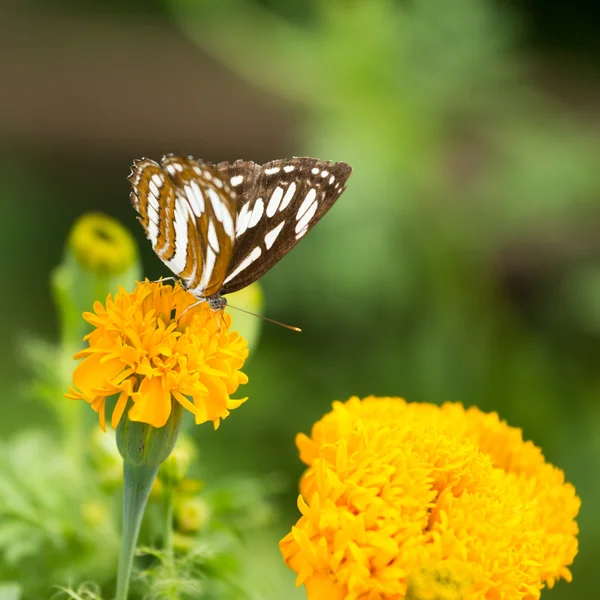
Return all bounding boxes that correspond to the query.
[265,221,285,250]
[224,247,262,284]
[266,186,284,217]
[164,197,190,275]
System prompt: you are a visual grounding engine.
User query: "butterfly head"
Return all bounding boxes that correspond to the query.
[207,293,227,312]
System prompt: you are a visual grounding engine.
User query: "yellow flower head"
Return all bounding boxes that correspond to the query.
[280,396,580,600]
[67,281,248,431]
[69,212,138,275]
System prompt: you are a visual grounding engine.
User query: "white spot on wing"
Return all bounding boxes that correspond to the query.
[147,198,159,223]
[264,167,280,175]
[311,167,319,175]
[295,227,308,240]
[266,186,284,217]
[235,202,252,237]
[279,182,296,211]
[149,180,161,198]
[283,165,295,173]
[249,198,264,228]
[230,175,244,187]
[295,201,318,233]
[185,247,200,288]
[164,198,190,275]
[188,181,205,215]
[221,208,234,239]
[264,221,285,250]
[197,247,217,292]
[208,221,219,252]
[151,173,163,188]
[224,246,262,284]
[329,175,335,184]
[321,170,329,178]
[147,197,159,247]
[207,187,225,222]
[296,189,317,221]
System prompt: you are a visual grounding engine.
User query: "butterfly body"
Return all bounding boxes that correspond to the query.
[129,155,352,309]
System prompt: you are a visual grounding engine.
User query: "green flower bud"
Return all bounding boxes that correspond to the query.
[172,532,195,552]
[52,212,141,349]
[69,212,137,275]
[116,400,183,468]
[175,497,209,534]
[81,500,109,527]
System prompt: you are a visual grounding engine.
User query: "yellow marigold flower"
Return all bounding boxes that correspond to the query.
[280,396,580,600]
[66,280,248,431]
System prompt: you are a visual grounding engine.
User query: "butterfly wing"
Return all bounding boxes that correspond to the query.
[129,155,237,298]
[217,157,352,294]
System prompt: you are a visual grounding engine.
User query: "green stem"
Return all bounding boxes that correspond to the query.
[163,488,175,559]
[115,462,159,600]
[163,487,179,599]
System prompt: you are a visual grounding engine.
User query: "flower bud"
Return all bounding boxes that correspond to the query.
[175,497,209,534]
[52,212,141,349]
[116,400,183,468]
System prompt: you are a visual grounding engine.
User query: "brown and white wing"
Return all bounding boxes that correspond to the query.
[129,155,237,299]
[216,157,352,294]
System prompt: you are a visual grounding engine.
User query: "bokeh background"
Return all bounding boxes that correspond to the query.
[1,0,599,597]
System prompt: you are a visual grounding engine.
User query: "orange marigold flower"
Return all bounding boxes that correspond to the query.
[66,281,248,431]
[280,396,580,600]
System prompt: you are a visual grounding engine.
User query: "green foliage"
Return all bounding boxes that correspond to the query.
[0,432,120,596]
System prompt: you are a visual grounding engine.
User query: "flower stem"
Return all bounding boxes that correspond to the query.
[115,462,159,600]
[163,488,175,558]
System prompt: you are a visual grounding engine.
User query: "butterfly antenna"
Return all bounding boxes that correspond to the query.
[226,303,302,332]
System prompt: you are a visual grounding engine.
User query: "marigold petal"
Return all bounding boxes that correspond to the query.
[89,396,107,432]
[171,390,201,418]
[130,376,172,427]
[65,386,83,400]
[73,353,125,400]
[111,387,132,429]
[226,397,248,410]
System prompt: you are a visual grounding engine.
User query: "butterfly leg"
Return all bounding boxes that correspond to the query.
[179,299,205,320]
[212,310,228,332]
[219,310,228,332]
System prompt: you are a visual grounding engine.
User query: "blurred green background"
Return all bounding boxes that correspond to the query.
[1,0,599,597]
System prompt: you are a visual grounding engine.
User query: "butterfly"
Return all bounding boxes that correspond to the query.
[128,154,352,312]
